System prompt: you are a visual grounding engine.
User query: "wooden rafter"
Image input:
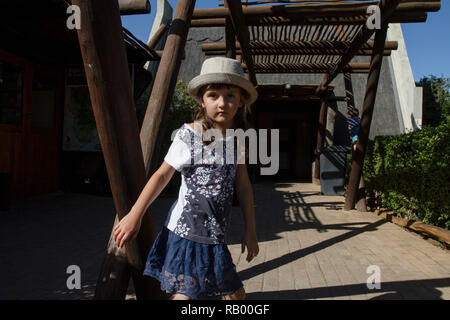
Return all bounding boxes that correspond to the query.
[192,2,440,19]
[219,0,383,5]
[190,12,427,27]
[205,49,392,56]
[316,0,404,94]
[225,0,257,85]
[202,40,397,57]
[243,62,370,73]
[193,1,441,77]
[147,23,167,49]
[201,40,398,51]
[119,0,150,15]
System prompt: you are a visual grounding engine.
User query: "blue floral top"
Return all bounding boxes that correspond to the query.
[163,123,239,244]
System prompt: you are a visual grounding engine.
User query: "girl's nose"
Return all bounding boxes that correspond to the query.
[217,95,226,107]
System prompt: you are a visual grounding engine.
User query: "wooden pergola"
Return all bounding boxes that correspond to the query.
[188,0,439,210]
[71,0,440,299]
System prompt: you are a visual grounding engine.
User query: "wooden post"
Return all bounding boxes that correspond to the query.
[313,89,328,185]
[344,73,356,114]
[140,0,196,178]
[72,0,161,299]
[344,24,388,211]
[224,2,236,59]
[344,72,367,212]
[225,0,257,86]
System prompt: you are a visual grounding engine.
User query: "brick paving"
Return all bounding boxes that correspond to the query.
[0,182,449,300]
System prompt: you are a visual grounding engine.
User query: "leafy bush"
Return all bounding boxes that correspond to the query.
[416,75,450,126]
[135,79,198,197]
[348,121,450,229]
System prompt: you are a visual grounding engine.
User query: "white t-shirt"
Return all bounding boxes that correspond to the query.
[163,123,239,244]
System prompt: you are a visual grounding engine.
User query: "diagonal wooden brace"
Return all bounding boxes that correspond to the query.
[73,0,162,300]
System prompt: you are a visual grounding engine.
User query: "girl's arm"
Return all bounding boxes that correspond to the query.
[235,163,259,262]
[113,161,176,248]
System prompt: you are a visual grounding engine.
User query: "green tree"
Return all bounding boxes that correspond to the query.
[416,75,450,126]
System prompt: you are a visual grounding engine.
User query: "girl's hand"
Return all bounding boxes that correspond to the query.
[113,211,142,249]
[241,230,259,262]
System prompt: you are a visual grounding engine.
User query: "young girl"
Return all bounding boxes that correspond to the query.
[113,57,259,300]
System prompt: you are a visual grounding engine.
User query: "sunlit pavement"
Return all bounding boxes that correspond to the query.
[1,182,449,300]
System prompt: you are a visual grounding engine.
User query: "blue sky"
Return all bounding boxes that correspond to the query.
[121,0,449,81]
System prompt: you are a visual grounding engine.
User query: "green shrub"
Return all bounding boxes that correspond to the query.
[136,79,198,197]
[417,75,450,126]
[348,121,450,229]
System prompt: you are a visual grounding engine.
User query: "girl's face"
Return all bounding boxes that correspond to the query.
[201,86,244,129]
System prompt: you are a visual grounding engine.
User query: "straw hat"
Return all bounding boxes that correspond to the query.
[188,57,258,106]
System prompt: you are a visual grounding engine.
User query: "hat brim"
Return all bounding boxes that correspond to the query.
[188,73,258,106]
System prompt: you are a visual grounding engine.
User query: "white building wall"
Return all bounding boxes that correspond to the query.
[144,0,173,74]
[387,23,423,132]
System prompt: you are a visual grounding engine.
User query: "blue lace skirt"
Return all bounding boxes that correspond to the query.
[143,227,243,299]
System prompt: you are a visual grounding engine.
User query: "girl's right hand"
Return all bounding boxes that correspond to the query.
[113,211,142,249]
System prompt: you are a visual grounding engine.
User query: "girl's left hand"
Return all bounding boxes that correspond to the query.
[241,230,259,262]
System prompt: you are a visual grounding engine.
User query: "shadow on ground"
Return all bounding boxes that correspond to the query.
[1,179,448,300]
[245,277,449,300]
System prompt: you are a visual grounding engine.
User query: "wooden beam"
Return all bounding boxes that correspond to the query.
[327,95,348,102]
[204,49,392,57]
[201,40,398,51]
[316,0,403,95]
[374,209,450,245]
[119,0,151,15]
[192,1,440,19]
[344,72,356,114]
[344,24,389,211]
[147,23,167,49]
[242,62,369,73]
[190,12,427,27]
[202,39,395,56]
[245,11,428,25]
[344,72,367,212]
[224,2,236,59]
[72,0,161,300]
[225,0,257,86]
[140,0,196,178]
[219,0,381,5]
[151,50,186,60]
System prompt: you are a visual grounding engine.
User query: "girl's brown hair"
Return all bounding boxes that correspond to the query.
[192,83,251,146]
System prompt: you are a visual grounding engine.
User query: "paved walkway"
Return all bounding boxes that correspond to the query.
[0,182,449,299]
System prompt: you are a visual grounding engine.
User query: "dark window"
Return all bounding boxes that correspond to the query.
[32,72,57,129]
[0,61,24,125]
